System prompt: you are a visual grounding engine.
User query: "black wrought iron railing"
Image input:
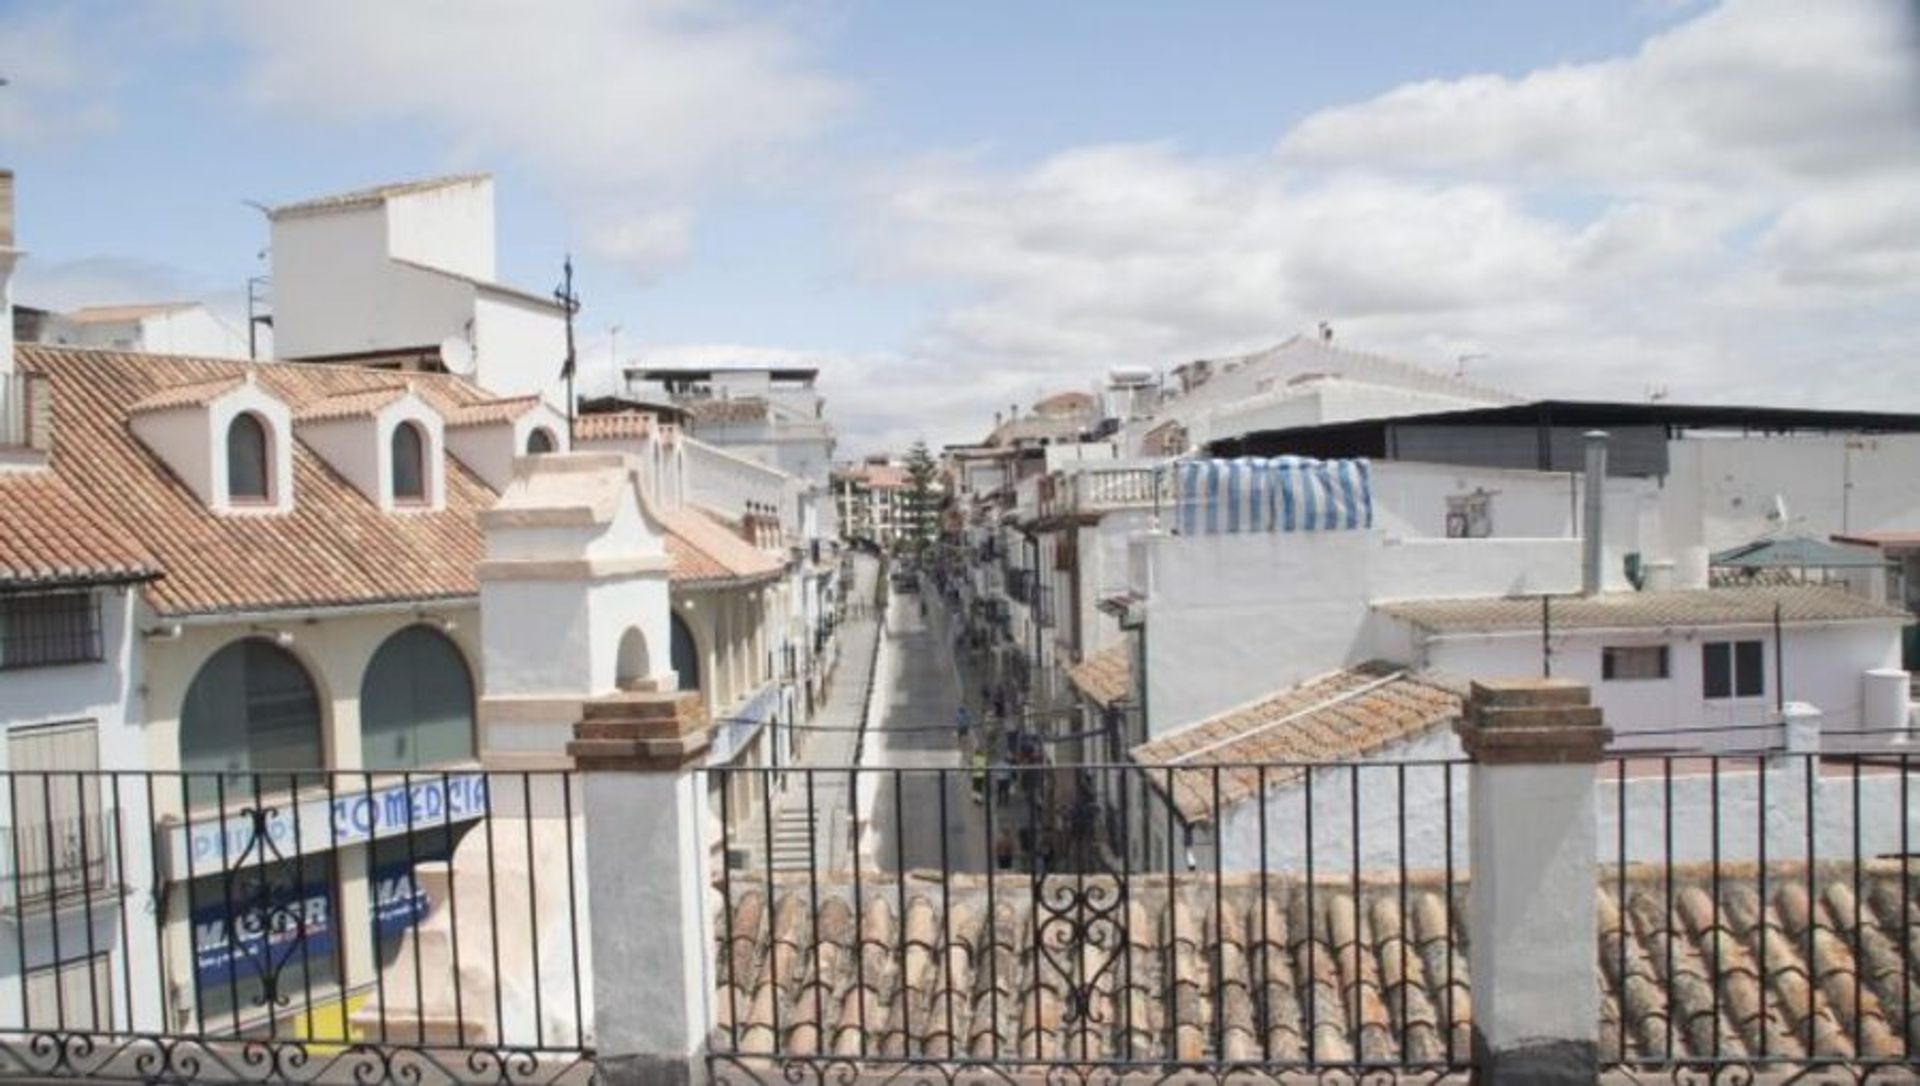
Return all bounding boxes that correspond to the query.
[1597,749,1920,1077]
[706,760,1475,1085]
[0,769,592,1084]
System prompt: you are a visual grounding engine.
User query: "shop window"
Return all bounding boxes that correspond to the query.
[360,626,475,770]
[227,414,271,502]
[1703,639,1765,699]
[1602,645,1670,681]
[180,639,324,807]
[186,852,338,1032]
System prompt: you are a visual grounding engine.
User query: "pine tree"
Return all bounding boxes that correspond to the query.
[902,440,940,555]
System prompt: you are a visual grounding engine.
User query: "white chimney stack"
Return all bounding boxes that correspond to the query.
[1581,430,1608,596]
[0,169,19,421]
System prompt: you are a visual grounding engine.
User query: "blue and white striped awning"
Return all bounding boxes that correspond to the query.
[1173,456,1374,536]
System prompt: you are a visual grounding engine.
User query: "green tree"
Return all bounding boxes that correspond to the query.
[902,440,940,555]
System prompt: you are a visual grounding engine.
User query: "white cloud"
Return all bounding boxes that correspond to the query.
[0,9,122,142]
[858,0,1920,449]
[222,0,850,276]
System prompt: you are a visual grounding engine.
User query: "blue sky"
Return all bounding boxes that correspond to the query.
[3,1,1917,451]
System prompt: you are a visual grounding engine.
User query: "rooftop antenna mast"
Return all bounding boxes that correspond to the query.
[554,255,581,439]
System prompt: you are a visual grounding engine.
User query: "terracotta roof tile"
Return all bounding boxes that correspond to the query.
[293,384,412,422]
[1067,641,1132,709]
[446,395,543,428]
[125,375,247,414]
[16,345,776,614]
[717,861,1917,1068]
[1377,585,1910,634]
[20,344,496,617]
[65,302,195,325]
[0,470,161,588]
[1131,664,1466,824]
[660,506,784,586]
[268,174,489,218]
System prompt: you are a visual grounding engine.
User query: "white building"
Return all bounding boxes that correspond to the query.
[267,175,571,409]
[16,302,250,360]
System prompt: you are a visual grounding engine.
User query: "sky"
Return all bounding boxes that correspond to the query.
[3,0,1919,454]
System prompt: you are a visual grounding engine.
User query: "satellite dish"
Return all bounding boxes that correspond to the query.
[438,334,475,376]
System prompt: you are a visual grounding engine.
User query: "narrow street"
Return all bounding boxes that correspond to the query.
[860,574,987,873]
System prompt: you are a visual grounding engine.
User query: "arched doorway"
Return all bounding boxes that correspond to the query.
[671,612,701,694]
[360,625,476,769]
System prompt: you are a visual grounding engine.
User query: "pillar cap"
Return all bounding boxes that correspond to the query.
[568,690,712,772]
[1455,678,1612,765]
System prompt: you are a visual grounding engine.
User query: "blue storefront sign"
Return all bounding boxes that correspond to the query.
[168,773,489,876]
[707,684,780,765]
[192,876,335,992]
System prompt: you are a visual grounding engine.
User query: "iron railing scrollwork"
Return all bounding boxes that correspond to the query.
[0,768,594,1085]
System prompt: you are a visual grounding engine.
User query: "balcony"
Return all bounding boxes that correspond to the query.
[1036,465,1166,521]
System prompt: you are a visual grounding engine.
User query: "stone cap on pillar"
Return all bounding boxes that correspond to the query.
[1454,678,1612,765]
[568,690,712,772]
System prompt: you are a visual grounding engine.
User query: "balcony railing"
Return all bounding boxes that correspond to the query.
[1035,466,1166,521]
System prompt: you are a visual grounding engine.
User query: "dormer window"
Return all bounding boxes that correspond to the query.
[526,427,556,455]
[392,421,427,502]
[129,373,294,515]
[227,413,271,502]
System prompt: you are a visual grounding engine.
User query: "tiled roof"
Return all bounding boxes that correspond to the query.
[1032,390,1096,417]
[65,302,195,325]
[0,470,161,588]
[294,384,412,422]
[19,345,500,616]
[126,375,247,414]
[660,506,784,586]
[1376,585,1910,635]
[1132,664,1465,824]
[445,395,543,428]
[1067,641,1132,709]
[716,862,1916,1065]
[268,174,489,218]
[575,411,659,441]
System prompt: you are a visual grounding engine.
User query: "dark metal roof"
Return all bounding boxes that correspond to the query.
[1710,535,1889,570]
[1209,399,1920,460]
[625,366,819,383]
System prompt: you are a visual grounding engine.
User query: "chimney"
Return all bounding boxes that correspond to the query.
[1581,430,1608,595]
[0,170,19,401]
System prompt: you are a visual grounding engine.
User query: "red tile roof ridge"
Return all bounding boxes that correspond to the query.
[293,383,415,421]
[125,374,249,414]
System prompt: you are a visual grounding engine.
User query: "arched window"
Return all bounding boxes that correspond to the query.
[616,627,650,690]
[360,626,475,769]
[226,413,270,501]
[526,427,557,455]
[180,639,323,802]
[391,421,427,502]
[671,612,701,693]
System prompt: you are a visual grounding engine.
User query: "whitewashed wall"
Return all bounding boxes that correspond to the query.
[1422,621,1904,743]
[1139,530,1580,737]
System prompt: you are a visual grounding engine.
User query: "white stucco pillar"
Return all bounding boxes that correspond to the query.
[1455,679,1612,1085]
[569,692,715,1086]
[1782,700,1823,753]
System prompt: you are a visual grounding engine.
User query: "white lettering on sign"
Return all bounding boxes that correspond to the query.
[167,774,489,877]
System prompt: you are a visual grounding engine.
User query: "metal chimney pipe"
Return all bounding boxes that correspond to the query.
[1582,430,1609,595]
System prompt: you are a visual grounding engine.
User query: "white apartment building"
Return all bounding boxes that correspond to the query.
[267,175,570,409]
[16,302,250,360]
